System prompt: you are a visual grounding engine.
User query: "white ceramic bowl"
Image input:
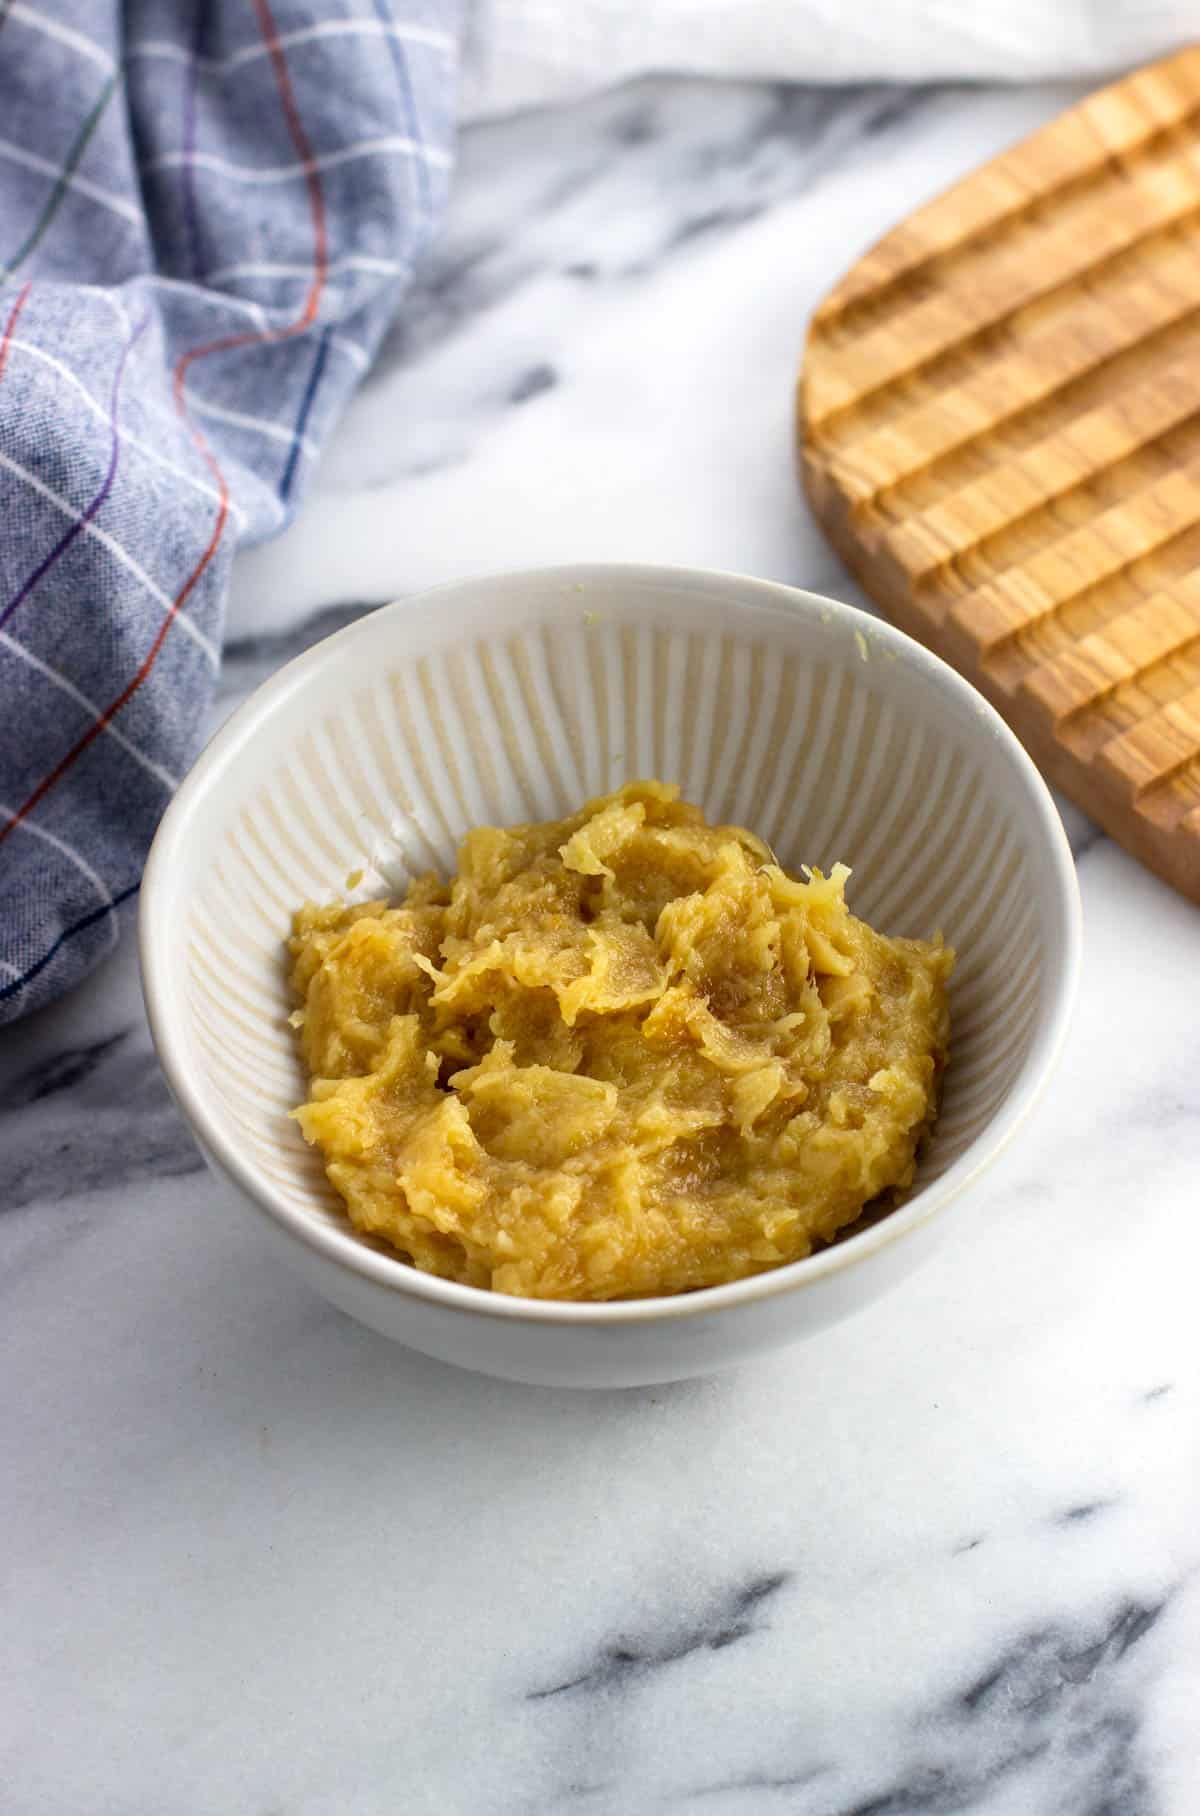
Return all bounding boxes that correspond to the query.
[140,564,1080,1387]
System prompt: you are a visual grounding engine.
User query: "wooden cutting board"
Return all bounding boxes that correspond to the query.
[799,46,1200,905]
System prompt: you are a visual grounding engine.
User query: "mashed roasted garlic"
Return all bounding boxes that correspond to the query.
[288,782,952,1300]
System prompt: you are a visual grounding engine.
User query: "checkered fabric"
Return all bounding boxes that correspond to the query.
[0,0,460,1023]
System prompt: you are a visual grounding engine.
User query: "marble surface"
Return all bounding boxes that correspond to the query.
[5,76,1200,1815]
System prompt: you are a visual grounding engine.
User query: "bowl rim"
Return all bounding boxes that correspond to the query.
[140,561,1082,1328]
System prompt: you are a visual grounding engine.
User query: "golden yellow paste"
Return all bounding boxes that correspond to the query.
[288,781,952,1300]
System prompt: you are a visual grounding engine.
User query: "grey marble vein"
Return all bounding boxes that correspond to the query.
[219,599,378,697]
[1052,1501,1117,1527]
[3,1031,203,1213]
[372,79,941,380]
[530,1572,792,1701]
[4,1029,128,1107]
[692,1599,1165,1816]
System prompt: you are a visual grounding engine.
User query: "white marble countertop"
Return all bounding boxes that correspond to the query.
[5,76,1200,1815]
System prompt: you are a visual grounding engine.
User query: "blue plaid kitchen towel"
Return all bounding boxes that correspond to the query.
[0,1,460,1024]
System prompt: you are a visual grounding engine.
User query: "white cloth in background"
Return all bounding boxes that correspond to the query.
[461,0,1198,117]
